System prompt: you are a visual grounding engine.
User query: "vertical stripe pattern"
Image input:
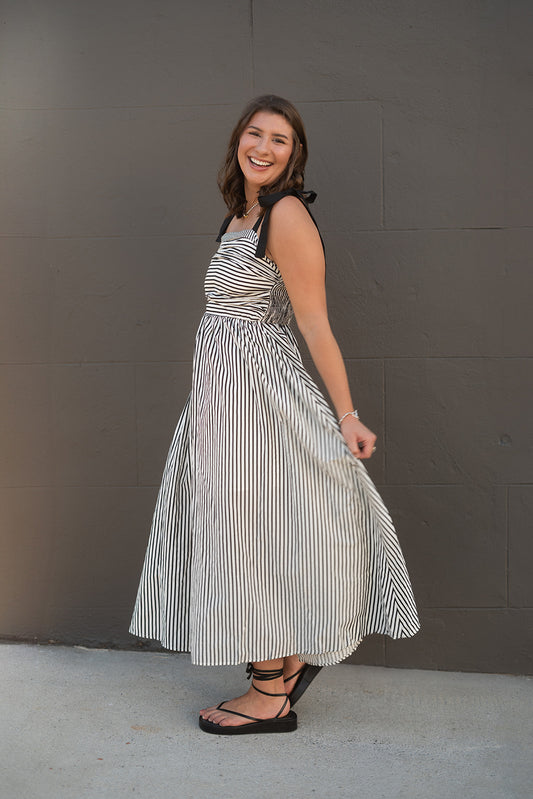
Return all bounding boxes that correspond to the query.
[129,229,420,665]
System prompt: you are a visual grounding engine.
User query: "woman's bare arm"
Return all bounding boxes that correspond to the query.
[268,197,376,459]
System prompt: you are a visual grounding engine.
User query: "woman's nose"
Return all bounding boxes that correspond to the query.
[255,136,270,155]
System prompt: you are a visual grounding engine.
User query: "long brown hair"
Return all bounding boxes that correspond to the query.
[218,95,308,217]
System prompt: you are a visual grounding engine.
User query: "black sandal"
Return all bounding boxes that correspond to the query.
[198,663,298,735]
[284,663,323,706]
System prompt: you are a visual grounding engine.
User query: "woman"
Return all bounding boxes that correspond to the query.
[129,95,420,735]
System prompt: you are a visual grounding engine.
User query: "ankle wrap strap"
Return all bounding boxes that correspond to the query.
[245,662,288,705]
[246,662,284,682]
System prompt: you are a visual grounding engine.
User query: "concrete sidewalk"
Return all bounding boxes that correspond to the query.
[0,643,531,799]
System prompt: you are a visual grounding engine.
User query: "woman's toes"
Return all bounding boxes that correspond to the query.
[199,704,218,717]
[207,710,227,725]
[212,711,236,727]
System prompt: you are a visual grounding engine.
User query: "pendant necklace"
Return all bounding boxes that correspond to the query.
[243,200,259,218]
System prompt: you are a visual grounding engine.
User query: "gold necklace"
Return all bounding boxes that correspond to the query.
[243,200,259,218]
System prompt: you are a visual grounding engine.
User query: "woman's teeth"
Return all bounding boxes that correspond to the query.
[250,157,272,167]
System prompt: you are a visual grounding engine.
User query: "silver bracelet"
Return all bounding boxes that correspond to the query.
[338,409,359,424]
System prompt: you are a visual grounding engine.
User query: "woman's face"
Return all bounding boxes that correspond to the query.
[237,111,295,193]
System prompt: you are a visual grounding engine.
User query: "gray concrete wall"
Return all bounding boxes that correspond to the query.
[1,1,531,674]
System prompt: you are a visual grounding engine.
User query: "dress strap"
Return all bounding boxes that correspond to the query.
[255,188,324,259]
[215,214,234,242]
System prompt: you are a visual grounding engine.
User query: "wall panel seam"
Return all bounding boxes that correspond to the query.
[419,606,533,611]
[1,226,532,240]
[383,357,388,482]
[133,365,140,487]
[250,0,255,94]
[379,103,385,229]
[505,485,510,608]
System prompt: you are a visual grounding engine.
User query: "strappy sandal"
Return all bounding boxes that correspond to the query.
[198,663,297,736]
[284,663,323,706]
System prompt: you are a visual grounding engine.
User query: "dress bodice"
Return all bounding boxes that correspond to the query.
[204,229,293,325]
[205,189,323,325]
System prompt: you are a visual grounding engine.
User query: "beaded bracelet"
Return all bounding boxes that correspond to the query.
[338,410,359,424]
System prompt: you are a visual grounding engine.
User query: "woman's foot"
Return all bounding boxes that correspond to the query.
[199,659,290,728]
[200,686,289,727]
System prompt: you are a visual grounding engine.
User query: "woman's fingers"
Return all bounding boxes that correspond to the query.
[340,418,377,459]
[356,438,376,459]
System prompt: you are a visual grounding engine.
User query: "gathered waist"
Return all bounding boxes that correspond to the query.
[203,306,290,325]
[204,292,292,325]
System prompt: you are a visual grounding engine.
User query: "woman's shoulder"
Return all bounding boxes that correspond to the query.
[266,194,324,261]
[271,193,306,212]
[255,189,324,259]
[269,193,316,232]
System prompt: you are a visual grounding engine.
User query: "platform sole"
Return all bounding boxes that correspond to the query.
[199,709,297,735]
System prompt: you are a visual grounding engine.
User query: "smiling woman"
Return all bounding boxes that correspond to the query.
[238,113,294,189]
[217,95,308,220]
[129,95,420,736]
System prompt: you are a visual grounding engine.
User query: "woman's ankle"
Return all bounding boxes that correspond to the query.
[249,659,286,697]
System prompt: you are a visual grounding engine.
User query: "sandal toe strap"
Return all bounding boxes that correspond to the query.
[216,696,289,722]
[216,702,260,723]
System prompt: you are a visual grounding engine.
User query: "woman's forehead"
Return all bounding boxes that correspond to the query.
[246,110,293,135]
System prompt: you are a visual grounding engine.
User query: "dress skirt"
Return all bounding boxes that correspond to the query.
[129,228,420,666]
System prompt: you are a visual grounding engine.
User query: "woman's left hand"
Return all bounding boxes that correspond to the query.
[340,416,377,459]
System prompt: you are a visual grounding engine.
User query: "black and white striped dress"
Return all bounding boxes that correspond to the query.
[129,194,420,666]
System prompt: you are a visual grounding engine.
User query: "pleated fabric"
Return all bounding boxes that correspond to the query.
[129,227,420,666]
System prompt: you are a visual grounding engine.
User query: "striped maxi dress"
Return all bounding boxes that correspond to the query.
[129,190,420,666]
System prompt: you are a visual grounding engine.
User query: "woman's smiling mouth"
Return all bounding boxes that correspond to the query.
[249,156,273,168]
